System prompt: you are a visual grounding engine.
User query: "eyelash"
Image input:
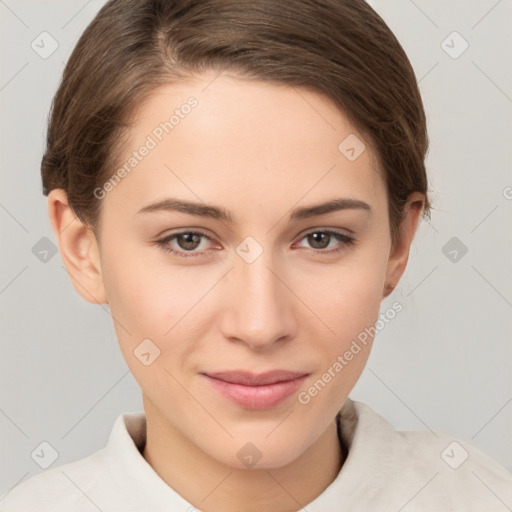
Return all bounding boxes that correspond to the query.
[155,229,355,258]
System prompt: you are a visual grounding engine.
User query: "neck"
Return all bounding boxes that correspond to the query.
[142,401,344,512]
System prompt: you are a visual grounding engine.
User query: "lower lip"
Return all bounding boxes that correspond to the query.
[203,375,308,410]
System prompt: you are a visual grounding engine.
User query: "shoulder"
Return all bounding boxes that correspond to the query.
[397,430,512,511]
[0,448,111,512]
[338,399,512,511]
[0,412,145,512]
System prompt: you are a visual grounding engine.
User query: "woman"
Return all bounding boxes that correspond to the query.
[2,0,511,510]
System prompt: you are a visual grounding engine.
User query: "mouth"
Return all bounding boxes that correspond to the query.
[201,370,310,410]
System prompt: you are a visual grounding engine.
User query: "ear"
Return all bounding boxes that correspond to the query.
[47,189,108,304]
[383,192,425,299]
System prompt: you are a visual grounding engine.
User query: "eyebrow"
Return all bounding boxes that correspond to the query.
[136,197,372,222]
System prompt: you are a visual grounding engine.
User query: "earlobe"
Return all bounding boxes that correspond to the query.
[383,192,425,299]
[47,189,108,304]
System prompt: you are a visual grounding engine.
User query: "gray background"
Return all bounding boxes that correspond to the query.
[1,0,511,499]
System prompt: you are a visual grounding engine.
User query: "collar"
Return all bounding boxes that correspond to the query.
[104,398,389,511]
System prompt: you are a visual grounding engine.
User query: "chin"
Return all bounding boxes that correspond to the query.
[206,432,312,471]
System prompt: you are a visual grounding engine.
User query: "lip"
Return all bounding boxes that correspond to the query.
[202,370,309,410]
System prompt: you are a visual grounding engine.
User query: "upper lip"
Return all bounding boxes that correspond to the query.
[203,370,309,386]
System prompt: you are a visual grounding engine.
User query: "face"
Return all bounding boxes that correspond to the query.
[78,72,407,469]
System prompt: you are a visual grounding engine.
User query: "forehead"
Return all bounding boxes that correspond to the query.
[105,72,386,221]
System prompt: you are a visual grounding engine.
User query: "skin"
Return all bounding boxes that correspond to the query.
[48,71,424,512]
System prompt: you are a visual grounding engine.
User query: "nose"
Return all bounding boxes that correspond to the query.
[219,246,297,351]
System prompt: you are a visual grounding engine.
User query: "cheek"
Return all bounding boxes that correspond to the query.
[297,263,385,413]
[305,245,389,399]
[99,258,187,394]
[99,243,217,376]
[317,257,387,339]
[101,241,197,331]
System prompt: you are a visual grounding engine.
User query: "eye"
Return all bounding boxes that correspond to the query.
[155,228,355,259]
[295,229,355,255]
[155,230,214,258]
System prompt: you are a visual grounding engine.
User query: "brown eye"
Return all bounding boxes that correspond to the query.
[156,230,214,257]
[296,229,355,254]
[307,232,331,249]
[176,232,203,251]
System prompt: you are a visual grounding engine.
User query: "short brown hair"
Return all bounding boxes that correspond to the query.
[42,0,430,247]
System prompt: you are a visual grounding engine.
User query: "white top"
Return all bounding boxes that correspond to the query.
[1,398,511,511]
